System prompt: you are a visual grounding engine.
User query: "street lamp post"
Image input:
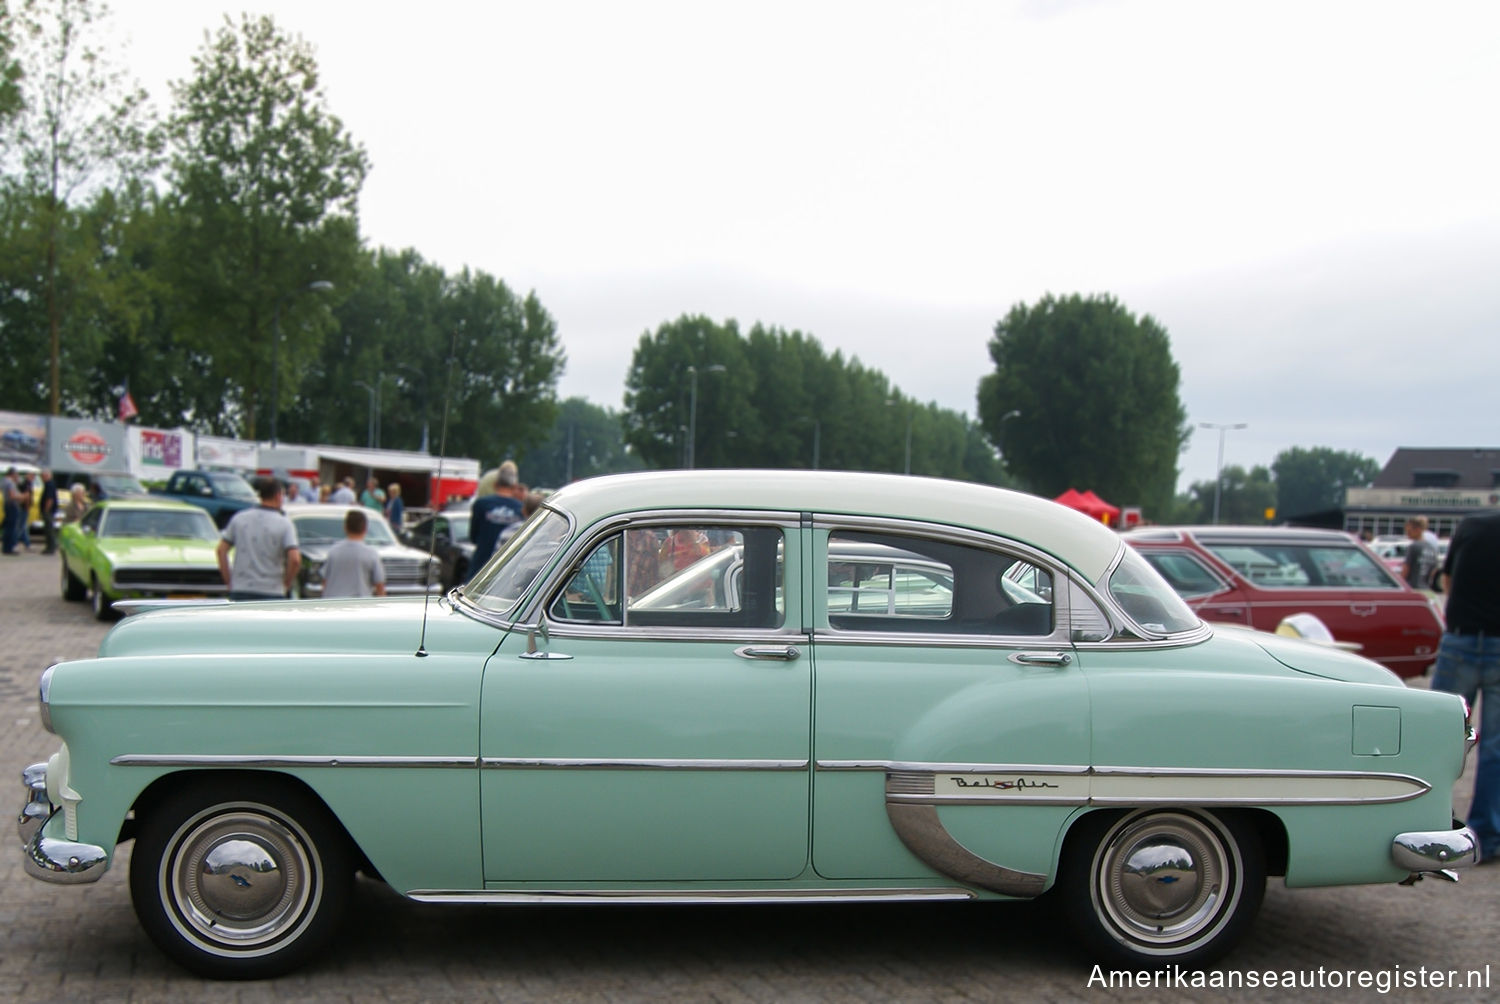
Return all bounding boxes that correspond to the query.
[1200,421,1248,524]
[686,364,726,469]
[354,378,379,449]
[270,280,334,447]
[394,363,429,452]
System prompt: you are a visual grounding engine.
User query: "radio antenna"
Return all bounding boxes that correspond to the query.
[415,326,461,657]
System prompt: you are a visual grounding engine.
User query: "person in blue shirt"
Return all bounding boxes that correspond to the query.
[468,483,524,582]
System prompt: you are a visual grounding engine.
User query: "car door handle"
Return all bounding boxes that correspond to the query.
[1351,604,1377,617]
[735,645,801,662]
[1010,651,1073,667]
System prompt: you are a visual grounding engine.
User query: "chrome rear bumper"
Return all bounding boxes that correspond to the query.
[1392,822,1479,877]
[17,762,106,884]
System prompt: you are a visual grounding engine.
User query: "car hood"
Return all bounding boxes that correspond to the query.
[97,539,220,564]
[98,595,502,658]
[297,540,433,562]
[1240,627,1403,687]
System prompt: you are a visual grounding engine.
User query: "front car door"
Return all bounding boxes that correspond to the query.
[479,512,811,883]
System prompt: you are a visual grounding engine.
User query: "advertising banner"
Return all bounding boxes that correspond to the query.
[47,418,129,474]
[0,409,48,466]
[196,435,260,471]
[129,426,192,472]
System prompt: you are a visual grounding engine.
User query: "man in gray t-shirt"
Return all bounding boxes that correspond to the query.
[218,480,301,600]
[320,508,387,599]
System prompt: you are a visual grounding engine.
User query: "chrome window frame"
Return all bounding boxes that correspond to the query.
[1082,545,1212,649]
[515,509,805,642]
[451,504,579,628]
[811,516,1077,648]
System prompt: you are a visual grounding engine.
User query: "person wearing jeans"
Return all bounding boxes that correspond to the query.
[1431,509,1500,864]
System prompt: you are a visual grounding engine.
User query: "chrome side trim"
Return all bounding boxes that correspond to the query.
[885,802,1048,898]
[408,887,975,905]
[481,757,809,771]
[820,759,1090,774]
[109,755,813,771]
[110,754,477,768]
[1392,823,1479,872]
[820,760,1431,806]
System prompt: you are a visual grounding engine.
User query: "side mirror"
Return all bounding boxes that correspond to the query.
[519,613,573,661]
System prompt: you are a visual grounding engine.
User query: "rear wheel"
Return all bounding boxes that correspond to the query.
[129,776,352,979]
[61,559,85,601]
[1055,808,1264,967]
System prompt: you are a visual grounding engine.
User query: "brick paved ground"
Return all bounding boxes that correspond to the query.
[1,547,1493,1002]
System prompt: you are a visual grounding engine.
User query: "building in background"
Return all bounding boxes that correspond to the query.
[1344,448,1500,539]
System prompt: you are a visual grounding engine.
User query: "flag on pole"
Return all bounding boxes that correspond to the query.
[118,388,139,422]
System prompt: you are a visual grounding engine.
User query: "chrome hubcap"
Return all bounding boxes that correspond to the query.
[1094,811,1237,950]
[162,808,317,954]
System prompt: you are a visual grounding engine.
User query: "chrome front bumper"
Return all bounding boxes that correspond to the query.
[17,762,107,884]
[1392,822,1479,876]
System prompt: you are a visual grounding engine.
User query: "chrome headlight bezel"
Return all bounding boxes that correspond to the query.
[39,665,55,734]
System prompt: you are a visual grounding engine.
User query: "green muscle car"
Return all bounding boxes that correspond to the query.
[20,471,1477,979]
[58,498,228,619]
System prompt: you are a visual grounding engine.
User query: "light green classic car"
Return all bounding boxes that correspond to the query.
[20,471,1477,978]
[58,498,228,619]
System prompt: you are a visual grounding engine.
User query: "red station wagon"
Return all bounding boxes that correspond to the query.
[1124,526,1444,678]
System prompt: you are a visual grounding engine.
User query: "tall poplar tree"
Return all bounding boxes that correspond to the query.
[164,13,367,437]
[4,0,156,414]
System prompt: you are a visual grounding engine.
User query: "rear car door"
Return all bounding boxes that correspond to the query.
[810,521,1091,892]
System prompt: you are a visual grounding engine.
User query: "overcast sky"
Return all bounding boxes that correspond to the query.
[109,0,1499,493]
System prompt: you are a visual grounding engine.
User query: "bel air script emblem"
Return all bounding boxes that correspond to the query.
[948,776,1059,791]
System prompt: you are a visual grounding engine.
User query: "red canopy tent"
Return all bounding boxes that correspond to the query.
[1053,488,1121,526]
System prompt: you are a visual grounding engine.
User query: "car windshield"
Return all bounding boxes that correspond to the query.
[210,475,258,501]
[1204,541,1398,589]
[1106,547,1201,635]
[293,513,397,545]
[464,509,570,616]
[100,507,218,541]
[96,475,146,494]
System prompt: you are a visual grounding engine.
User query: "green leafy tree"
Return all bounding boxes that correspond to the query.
[521,397,643,488]
[0,2,25,133]
[441,268,566,465]
[5,0,157,413]
[977,293,1190,516]
[1176,464,1276,525]
[163,13,367,437]
[623,316,1009,482]
[622,316,753,469]
[1271,446,1381,519]
[282,249,566,466]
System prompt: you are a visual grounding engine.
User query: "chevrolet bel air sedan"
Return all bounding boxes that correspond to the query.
[19,471,1477,979]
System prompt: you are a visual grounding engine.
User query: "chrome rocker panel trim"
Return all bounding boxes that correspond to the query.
[409,888,975,905]
[17,762,106,885]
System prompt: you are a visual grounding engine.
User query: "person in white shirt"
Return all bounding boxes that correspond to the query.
[319,508,387,598]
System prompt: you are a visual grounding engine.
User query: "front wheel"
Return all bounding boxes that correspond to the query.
[1055,808,1264,967]
[129,777,352,979]
[61,559,85,601]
